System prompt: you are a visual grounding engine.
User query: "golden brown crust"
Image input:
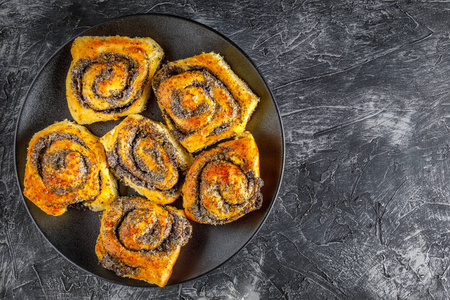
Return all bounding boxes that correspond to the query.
[152,52,260,153]
[66,36,164,124]
[23,120,118,216]
[95,196,192,287]
[182,131,263,224]
[100,114,193,205]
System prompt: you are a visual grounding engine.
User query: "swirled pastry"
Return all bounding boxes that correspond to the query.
[23,120,118,216]
[100,114,193,205]
[152,52,260,153]
[66,36,164,124]
[95,196,192,287]
[182,131,263,224]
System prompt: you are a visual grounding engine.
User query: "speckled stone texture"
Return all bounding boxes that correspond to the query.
[2,1,450,299]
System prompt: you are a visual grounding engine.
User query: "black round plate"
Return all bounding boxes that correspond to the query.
[14,14,284,287]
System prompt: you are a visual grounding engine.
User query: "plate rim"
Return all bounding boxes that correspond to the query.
[13,12,286,287]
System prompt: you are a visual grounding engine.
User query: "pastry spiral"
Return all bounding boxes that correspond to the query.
[95,196,192,287]
[66,36,164,124]
[182,131,263,224]
[152,52,260,153]
[23,120,118,216]
[101,114,193,205]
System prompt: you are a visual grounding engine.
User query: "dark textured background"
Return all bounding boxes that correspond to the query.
[2,1,450,299]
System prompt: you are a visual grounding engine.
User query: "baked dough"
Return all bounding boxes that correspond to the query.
[66,36,164,124]
[182,131,263,224]
[23,120,118,216]
[95,196,192,287]
[100,114,192,205]
[152,52,259,152]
